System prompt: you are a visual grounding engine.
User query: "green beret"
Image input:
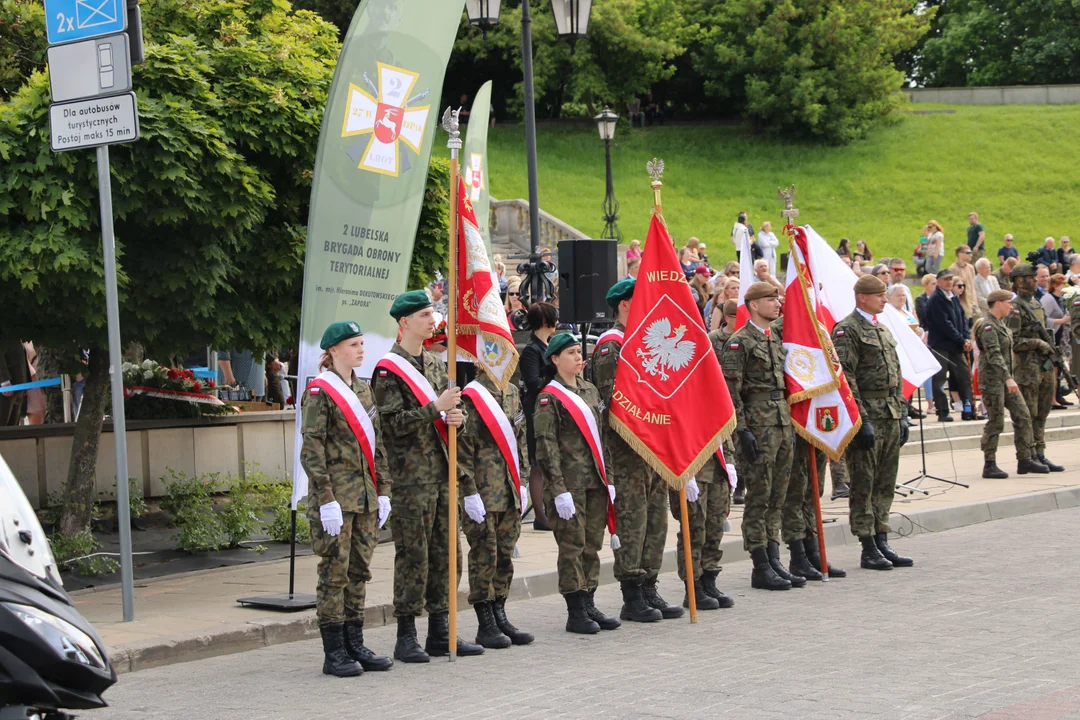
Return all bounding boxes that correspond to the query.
[320,320,363,350]
[1010,264,1036,279]
[606,278,636,308]
[544,332,580,361]
[389,289,433,320]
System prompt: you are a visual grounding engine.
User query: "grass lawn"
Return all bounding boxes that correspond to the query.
[480,104,1080,266]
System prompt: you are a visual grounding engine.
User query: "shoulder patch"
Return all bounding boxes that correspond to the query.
[309,387,321,394]
[378,369,388,377]
[539,398,550,406]
[984,325,992,331]
[729,342,740,350]
[836,330,845,337]
[1074,301,1080,307]
[600,347,610,355]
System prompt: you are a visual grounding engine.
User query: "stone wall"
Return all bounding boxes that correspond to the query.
[906,85,1080,106]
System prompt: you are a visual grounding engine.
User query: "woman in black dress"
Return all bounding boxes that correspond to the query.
[520,301,559,530]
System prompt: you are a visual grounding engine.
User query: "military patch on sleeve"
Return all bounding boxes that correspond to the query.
[367,405,377,419]
[1074,301,1080,307]
[836,330,845,337]
[600,347,610,355]
[309,387,321,394]
[514,411,524,426]
[729,342,740,350]
[378,369,388,377]
[539,398,549,406]
[984,325,992,331]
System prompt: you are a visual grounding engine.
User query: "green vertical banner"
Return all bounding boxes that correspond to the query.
[293,0,465,506]
[462,80,493,250]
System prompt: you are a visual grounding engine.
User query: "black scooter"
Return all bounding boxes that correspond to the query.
[0,455,116,719]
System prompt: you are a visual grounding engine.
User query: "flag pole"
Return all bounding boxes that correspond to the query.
[443,107,461,661]
[648,158,697,624]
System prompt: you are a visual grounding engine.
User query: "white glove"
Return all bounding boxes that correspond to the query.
[319,501,343,536]
[377,496,391,529]
[726,463,739,490]
[685,478,700,503]
[464,494,486,524]
[607,484,616,504]
[554,492,576,520]
[519,485,529,517]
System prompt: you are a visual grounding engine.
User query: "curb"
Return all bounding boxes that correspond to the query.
[109,484,1080,674]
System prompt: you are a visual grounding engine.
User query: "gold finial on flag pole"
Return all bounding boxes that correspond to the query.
[647,157,665,215]
[778,184,799,236]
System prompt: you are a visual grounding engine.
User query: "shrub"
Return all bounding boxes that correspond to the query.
[220,473,261,548]
[161,469,223,553]
[49,528,119,577]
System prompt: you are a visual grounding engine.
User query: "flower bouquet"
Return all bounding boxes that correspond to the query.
[122,360,237,420]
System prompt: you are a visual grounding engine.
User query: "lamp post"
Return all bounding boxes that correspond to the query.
[594,106,620,241]
[465,0,592,304]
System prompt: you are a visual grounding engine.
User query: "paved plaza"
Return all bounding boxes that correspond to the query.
[89,505,1080,720]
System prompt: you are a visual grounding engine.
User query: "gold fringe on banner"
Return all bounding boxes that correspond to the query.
[610,412,737,492]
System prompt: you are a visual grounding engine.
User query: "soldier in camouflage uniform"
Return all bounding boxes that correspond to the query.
[458,369,534,648]
[592,279,678,623]
[372,290,482,663]
[720,282,800,591]
[832,275,913,571]
[977,289,1048,478]
[534,332,621,634]
[668,451,733,610]
[709,304,746,505]
[1007,265,1066,472]
[301,321,394,677]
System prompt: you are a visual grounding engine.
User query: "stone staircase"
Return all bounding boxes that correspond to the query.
[902,406,1080,457]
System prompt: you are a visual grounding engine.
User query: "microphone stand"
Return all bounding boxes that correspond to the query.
[902,387,968,492]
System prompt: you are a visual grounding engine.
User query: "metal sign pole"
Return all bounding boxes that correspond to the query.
[96,145,135,622]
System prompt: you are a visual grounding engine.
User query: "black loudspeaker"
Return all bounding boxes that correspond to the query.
[558,240,619,324]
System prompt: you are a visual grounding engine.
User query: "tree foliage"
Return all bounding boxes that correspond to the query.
[914,0,1080,87]
[689,0,932,144]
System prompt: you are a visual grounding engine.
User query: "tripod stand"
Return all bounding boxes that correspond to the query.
[901,387,969,492]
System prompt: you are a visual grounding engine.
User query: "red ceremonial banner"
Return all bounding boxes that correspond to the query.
[610,215,737,489]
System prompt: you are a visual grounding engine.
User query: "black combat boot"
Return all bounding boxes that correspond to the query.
[564,591,600,634]
[617,579,662,622]
[343,619,393,671]
[320,623,363,677]
[750,546,791,590]
[803,537,845,578]
[830,480,850,501]
[788,541,823,581]
[860,536,893,571]
[473,602,511,649]
[584,589,621,630]
[982,461,1009,479]
[424,612,485,657]
[698,569,734,608]
[874,532,913,567]
[766,540,806,587]
[683,577,721,610]
[1018,457,1050,474]
[393,616,430,664]
[1038,454,1064,472]
[492,596,534,645]
[732,485,745,505]
[642,578,684,619]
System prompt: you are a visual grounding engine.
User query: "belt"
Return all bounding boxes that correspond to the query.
[746,389,785,402]
[861,389,898,399]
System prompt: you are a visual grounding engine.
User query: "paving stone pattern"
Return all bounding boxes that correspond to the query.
[89,506,1080,720]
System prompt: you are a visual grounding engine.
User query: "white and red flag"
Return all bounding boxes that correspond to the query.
[799,226,940,398]
[610,215,737,488]
[782,228,861,458]
[733,223,756,330]
[454,177,518,389]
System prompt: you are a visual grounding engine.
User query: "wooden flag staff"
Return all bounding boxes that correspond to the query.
[443,107,461,660]
[648,159,698,624]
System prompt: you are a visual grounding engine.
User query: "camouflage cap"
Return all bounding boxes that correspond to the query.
[544,332,580,361]
[389,289,433,320]
[986,289,1014,304]
[1009,264,1036,279]
[606,277,636,308]
[320,320,363,350]
[853,274,888,294]
[744,281,779,301]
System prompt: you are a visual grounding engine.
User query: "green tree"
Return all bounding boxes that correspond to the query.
[0,0,340,535]
[691,0,932,143]
[0,0,46,101]
[916,0,1080,87]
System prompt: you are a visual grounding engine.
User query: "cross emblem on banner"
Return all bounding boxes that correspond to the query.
[340,62,431,177]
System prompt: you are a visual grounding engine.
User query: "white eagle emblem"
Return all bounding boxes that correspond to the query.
[635,318,696,381]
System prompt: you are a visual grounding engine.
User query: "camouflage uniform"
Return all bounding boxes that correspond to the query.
[458,373,530,605]
[591,324,667,583]
[791,434,827,538]
[832,312,905,538]
[533,378,608,595]
[771,315,810,544]
[719,322,794,551]
[372,343,461,618]
[301,369,392,626]
[668,451,730,581]
[976,314,1035,463]
[1071,296,1080,383]
[1008,293,1057,456]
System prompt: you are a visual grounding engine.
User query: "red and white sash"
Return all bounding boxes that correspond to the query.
[374,352,448,444]
[594,328,624,355]
[308,370,379,492]
[540,380,617,536]
[462,381,522,496]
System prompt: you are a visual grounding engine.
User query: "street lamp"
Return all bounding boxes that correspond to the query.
[594,106,620,241]
[464,0,592,304]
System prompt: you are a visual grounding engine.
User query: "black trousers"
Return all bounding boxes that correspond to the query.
[931,348,972,416]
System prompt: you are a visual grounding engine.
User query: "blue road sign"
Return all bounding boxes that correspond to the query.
[45,0,127,46]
